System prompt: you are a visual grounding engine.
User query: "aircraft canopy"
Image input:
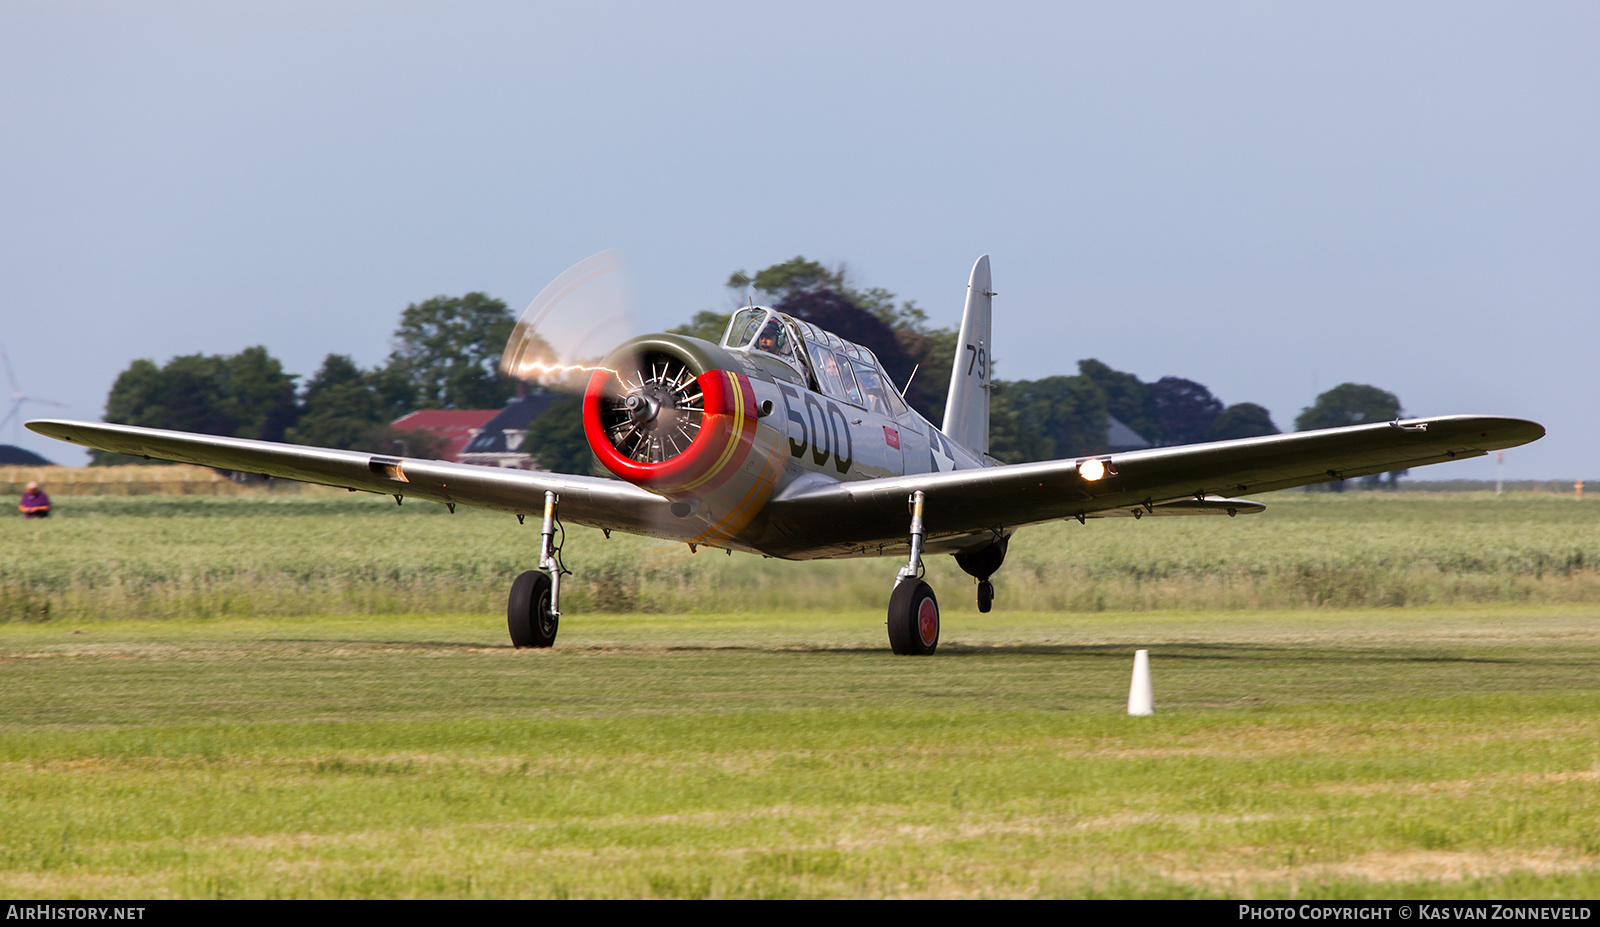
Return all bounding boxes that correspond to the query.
[722,308,909,417]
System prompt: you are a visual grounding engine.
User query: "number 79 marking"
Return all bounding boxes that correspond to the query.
[965,343,987,380]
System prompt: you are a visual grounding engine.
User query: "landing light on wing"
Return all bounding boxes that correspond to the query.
[1077,458,1106,482]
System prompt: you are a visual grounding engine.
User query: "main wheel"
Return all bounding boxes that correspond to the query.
[508,570,558,648]
[887,579,939,655]
[977,579,994,614]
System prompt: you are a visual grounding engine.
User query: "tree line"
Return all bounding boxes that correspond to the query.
[96,257,1407,486]
[93,294,518,465]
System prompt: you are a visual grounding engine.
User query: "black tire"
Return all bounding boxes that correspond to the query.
[977,580,994,614]
[887,579,939,655]
[508,570,558,648]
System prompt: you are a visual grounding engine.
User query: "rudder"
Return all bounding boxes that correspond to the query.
[941,255,993,454]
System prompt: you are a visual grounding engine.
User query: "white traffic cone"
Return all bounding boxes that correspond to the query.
[1127,649,1154,716]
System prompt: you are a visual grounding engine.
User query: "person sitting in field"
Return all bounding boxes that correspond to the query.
[19,481,50,518]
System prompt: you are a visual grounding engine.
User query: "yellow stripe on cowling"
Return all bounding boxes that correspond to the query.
[702,437,786,543]
[670,372,748,495]
[688,424,786,546]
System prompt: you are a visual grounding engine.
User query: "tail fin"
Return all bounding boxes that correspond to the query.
[941,255,993,454]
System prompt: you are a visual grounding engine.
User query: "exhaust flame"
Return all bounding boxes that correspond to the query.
[511,359,621,382]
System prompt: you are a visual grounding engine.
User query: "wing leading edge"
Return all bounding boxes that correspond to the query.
[26,419,675,537]
[758,415,1544,556]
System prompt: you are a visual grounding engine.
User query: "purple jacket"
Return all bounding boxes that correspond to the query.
[20,488,50,513]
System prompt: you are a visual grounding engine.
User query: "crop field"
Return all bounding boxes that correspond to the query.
[2,490,1597,622]
[1,491,1597,898]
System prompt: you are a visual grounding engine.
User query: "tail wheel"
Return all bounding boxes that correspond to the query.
[508,570,558,648]
[887,580,939,655]
[595,352,705,464]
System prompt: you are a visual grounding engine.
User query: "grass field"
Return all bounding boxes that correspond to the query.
[2,493,1597,898]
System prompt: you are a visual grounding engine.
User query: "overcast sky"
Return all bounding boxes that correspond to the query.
[2,2,1594,478]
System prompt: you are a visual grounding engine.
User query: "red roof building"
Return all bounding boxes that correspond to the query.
[390,409,499,462]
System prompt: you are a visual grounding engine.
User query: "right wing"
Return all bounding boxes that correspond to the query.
[763,415,1544,552]
[26,419,676,536]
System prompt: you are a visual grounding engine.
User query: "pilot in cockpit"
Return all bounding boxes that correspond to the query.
[754,319,788,357]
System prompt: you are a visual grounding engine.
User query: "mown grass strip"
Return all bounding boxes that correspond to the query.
[2,604,1598,898]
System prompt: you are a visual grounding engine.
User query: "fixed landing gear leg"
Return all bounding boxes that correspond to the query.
[508,491,563,648]
[538,491,563,621]
[887,491,939,655]
[896,490,926,587]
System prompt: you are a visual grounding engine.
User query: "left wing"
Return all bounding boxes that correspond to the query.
[26,419,675,536]
[765,415,1544,545]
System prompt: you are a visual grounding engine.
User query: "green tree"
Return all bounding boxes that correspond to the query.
[895,325,958,425]
[1204,403,1280,441]
[95,348,297,465]
[669,310,733,343]
[287,354,386,449]
[366,363,425,421]
[989,375,1109,463]
[386,293,516,410]
[1295,383,1402,431]
[522,395,598,475]
[103,356,227,438]
[222,346,299,442]
[727,256,842,303]
[727,256,937,333]
[286,353,455,458]
[1078,359,1161,444]
[1149,376,1223,446]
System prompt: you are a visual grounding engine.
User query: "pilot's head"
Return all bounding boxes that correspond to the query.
[756,321,782,353]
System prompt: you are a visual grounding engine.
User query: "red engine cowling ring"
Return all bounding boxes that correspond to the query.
[584,368,759,497]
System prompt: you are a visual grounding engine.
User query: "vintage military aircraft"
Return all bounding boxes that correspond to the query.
[29,255,1544,654]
